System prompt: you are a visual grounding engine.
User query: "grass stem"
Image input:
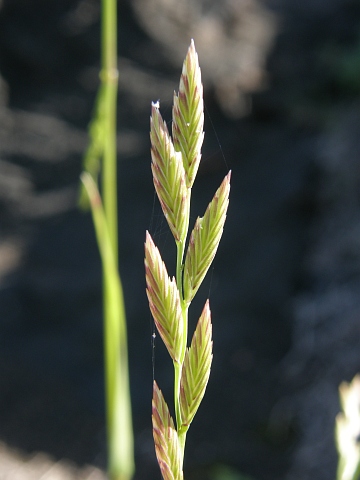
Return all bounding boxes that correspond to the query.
[101,0,134,478]
[80,0,135,478]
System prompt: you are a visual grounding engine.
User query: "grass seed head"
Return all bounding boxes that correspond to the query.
[180,300,213,429]
[172,39,204,188]
[183,171,231,303]
[145,232,184,363]
[152,381,184,480]
[150,102,190,242]
[147,41,230,480]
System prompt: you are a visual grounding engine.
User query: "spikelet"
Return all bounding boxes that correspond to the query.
[145,231,183,363]
[152,381,184,480]
[172,39,204,188]
[180,300,213,429]
[183,172,231,304]
[150,102,190,242]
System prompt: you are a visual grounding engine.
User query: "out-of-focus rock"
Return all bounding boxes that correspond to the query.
[131,0,277,117]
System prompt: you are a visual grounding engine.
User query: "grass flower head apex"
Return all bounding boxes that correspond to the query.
[172,39,204,188]
[150,101,190,243]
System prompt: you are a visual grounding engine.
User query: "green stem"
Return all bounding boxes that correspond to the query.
[80,173,134,480]
[174,240,185,429]
[174,234,190,465]
[102,0,117,77]
[173,186,192,466]
[174,361,182,432]
[175,240,185,300]
[100,0,134,479]
[178,426,187,467]
[79,0,134,478]
[101,0,118,261]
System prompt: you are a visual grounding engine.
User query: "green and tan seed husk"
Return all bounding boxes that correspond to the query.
[172,39,204,189]
[179,300,213,429]
[152,381,184,480]
[150,102,190,242]
[183,171,231,304]
[145,231,184,363]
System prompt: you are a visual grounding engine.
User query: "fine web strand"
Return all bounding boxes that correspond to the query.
[148,191,159,383]
[147,190,172,383]
[204,101,229,171]
[151,324,156,384]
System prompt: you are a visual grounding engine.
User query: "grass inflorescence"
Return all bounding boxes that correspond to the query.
[145,39,231,480]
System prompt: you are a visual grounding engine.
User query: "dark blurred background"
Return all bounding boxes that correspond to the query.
[0,0,360,478]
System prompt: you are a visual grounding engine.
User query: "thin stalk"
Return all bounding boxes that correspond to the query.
[173,361,182,433]
[174,241,184,427]
[81,173,134,480]
[101,0,134,478]
[80,0,134,478]
[174,235,190,465]
[175,241,185,298]
[173,182,192,466]
[101,0,118,260]
[81,174,132,477]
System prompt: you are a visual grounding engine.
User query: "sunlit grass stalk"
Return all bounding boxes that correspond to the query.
[79,0,134,479]
[145,40,231,479]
